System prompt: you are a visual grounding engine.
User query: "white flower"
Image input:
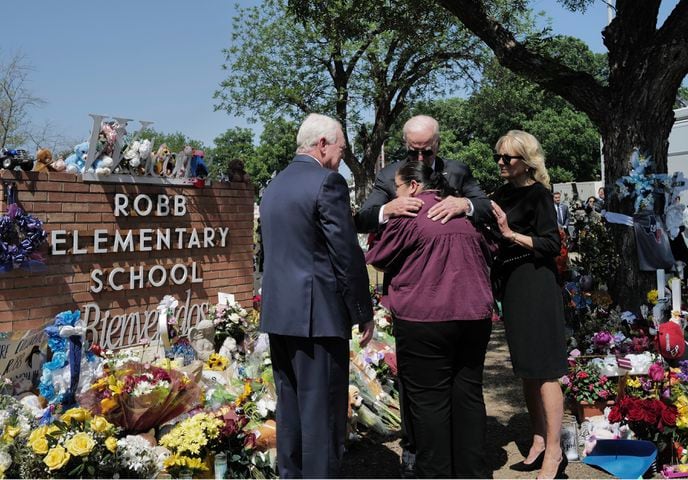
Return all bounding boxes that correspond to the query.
[256,398,276,418]
[229,313,241,324]
[0,450,12,472]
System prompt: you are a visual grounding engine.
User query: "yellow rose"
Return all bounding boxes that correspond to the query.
[61,407,92,424]
[90,416,113,433]
[29,426,48,443]
[105,436,118,454]
[29,435,50,455]
[2,425,21,442]
[43,445,71,472]
[65,432,96,457]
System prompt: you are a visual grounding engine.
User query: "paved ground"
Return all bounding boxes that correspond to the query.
[342,322,616,478]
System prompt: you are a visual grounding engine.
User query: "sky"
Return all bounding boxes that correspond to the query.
[1,0,680,154]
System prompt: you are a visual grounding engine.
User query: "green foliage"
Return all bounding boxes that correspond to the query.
[251,118,299,193]
[563,361,616,404]
[456,140,503,195]
[138,128,204,154]
[214,0,524,200]
[523,107,600,181]
[209,127,256,180]
[571,209,619,284]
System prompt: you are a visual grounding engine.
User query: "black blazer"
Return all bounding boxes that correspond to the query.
[260,155,373,338]
[354,157,491,233]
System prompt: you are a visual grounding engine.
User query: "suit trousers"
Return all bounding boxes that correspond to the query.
[269,334,349,479]
[394,318,492,478]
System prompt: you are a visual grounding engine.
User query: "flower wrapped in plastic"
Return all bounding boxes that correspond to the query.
[78,361,200,433]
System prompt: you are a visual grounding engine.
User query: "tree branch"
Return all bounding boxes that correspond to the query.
[437,0,608,126]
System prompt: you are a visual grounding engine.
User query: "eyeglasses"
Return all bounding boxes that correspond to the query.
[493,153,524,164]
[407,148,434,159]
[395,181,410,189]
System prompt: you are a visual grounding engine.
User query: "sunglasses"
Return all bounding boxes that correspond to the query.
[407,148,435,159]
[493,153,524,165]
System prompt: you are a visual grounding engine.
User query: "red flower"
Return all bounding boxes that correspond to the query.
[608,407,623,423]
[662,406,678,427]
[576,371,589,380]
[627,404,646,422]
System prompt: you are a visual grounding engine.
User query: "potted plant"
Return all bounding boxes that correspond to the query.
[562,361,617,421]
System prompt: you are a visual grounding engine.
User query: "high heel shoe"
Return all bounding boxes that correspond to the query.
[536,455,568,479]
[509,450,545,472]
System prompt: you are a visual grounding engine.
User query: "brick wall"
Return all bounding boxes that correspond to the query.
[0,170,255,335]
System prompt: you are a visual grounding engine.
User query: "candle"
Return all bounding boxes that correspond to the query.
[672,277,682,313]
[658,269,666,299]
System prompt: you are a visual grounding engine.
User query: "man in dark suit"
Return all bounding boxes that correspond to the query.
[355,115,491,233]
[354,115,490,477]
[260,113,374,478]
[553,192,570,230]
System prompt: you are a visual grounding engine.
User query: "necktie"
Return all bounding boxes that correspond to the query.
[557,205,563,225]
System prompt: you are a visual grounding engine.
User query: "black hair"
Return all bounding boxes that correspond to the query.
[396,161,452,197]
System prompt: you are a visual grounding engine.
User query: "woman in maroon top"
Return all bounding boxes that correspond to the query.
[366,161,494,478]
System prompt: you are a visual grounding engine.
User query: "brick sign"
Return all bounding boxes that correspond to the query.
[0,170,255,349]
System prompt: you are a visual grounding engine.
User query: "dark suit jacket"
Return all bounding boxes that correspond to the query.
[354,157,491,233]
[555,203,570,229]
[259,155,373,339]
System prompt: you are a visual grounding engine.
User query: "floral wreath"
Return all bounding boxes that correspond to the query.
[0,184,47,273]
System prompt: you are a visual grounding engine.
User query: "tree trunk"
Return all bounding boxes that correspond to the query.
[602,92,677,312]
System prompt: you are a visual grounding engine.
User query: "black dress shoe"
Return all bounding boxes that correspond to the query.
[555,455,568,479]
[509,451,545,472]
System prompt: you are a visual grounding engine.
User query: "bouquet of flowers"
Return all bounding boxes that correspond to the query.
[0,384,37,478]
[208,299,250,358]
[562,361,616,404]
[78,361,200,433]
[16,408,119,479]
[607,396,678,453]
[116,434,168,478]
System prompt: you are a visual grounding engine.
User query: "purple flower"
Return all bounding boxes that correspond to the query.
[593,331,613,346]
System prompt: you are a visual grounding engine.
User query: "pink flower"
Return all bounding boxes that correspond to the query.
[648,363,665,382]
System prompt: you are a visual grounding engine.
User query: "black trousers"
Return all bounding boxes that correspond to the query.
[394,318,492,478]
[269,334,349,479]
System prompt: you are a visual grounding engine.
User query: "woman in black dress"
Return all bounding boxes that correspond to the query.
[490,130,568,479]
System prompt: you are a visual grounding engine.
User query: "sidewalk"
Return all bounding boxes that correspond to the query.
[342,322,614,478]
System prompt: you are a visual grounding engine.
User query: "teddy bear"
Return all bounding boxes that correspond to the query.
[227,158,250,182]
[93,155,114,176]
[151,144,171,176]
[33,148,66,172]
[120,139,152,175]
[64,142,89,174]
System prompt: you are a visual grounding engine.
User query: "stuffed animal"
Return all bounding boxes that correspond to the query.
[138,139,153,175]
[64,142,89,174]
[52,155,66,172]
[33,148,54,172]
[188,149,208,178]
[227,158,250,182]
[93,155,114,176]
[173,145,193,178]
[347,385,363,441]
[152,144,171,176]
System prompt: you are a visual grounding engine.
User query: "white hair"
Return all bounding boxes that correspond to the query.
[402,115,440,143]
[296,113,342,153]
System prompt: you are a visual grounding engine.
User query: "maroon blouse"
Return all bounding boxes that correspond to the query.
[365,191,494,322]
